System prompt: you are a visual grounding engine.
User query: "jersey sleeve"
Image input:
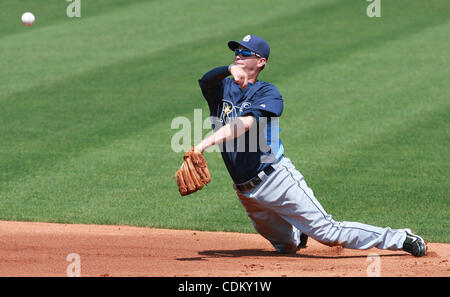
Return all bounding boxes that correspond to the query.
[240,83,283,119]
[198,66,229,112]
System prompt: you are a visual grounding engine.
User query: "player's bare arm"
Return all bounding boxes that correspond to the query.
[194,116,255,153]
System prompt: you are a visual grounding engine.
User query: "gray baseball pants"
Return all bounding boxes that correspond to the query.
[236,157,407,253]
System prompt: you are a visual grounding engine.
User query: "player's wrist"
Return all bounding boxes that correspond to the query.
[194,144,204,154]
[228,63,236,74]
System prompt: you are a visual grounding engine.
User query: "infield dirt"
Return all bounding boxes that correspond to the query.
[0,220,448,277]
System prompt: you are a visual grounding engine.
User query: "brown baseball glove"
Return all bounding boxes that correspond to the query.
[175,147,211,196]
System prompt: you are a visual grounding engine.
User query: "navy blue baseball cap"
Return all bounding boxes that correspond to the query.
[228,34,270,60]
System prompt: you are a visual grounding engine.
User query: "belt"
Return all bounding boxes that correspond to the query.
[233,165,276,193]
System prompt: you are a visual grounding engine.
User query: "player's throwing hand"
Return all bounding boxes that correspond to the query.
[228,64,248,89]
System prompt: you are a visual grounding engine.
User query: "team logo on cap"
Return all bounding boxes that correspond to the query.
[242,35,251,42]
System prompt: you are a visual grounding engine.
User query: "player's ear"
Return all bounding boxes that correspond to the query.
[257,58,267,70]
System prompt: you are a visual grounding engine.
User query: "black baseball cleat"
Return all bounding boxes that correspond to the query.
[277,233,309,254]
[402,229,427,257]
[297,233,309,250]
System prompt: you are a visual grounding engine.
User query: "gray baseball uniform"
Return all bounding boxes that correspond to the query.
[236,156,407,253]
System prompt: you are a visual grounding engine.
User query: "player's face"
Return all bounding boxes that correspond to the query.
[234,46,266,73]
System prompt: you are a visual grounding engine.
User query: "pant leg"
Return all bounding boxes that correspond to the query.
[248,157,407,250]
[237,193,302,253]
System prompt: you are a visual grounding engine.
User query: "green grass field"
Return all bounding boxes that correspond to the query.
[0,0,448,242]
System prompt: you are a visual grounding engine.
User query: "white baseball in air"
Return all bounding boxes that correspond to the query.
[21,12,35,26]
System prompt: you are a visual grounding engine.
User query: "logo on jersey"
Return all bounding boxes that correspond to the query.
[219,100,250,124]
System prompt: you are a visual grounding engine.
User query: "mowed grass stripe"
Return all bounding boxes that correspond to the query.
[276,21,449,241]
[1,98,446,233]
[0,0,322,99]
[0,0,152,38]
[1,46,446,235]
[280,23,449,162]
[0,0,330,184]
[1,103,446,234]
[264,0,449,84]
[279,19,449,166]
[0,1,448,239]
[0,116,240,228]
[0,0,327,228]
[304,104,449,236]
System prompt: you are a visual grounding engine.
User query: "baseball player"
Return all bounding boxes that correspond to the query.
[193,34,426,257]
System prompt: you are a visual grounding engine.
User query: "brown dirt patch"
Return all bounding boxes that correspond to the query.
[0,220,448,277]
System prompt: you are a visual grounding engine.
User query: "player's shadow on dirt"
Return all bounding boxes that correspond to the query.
[176,249,407,261]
